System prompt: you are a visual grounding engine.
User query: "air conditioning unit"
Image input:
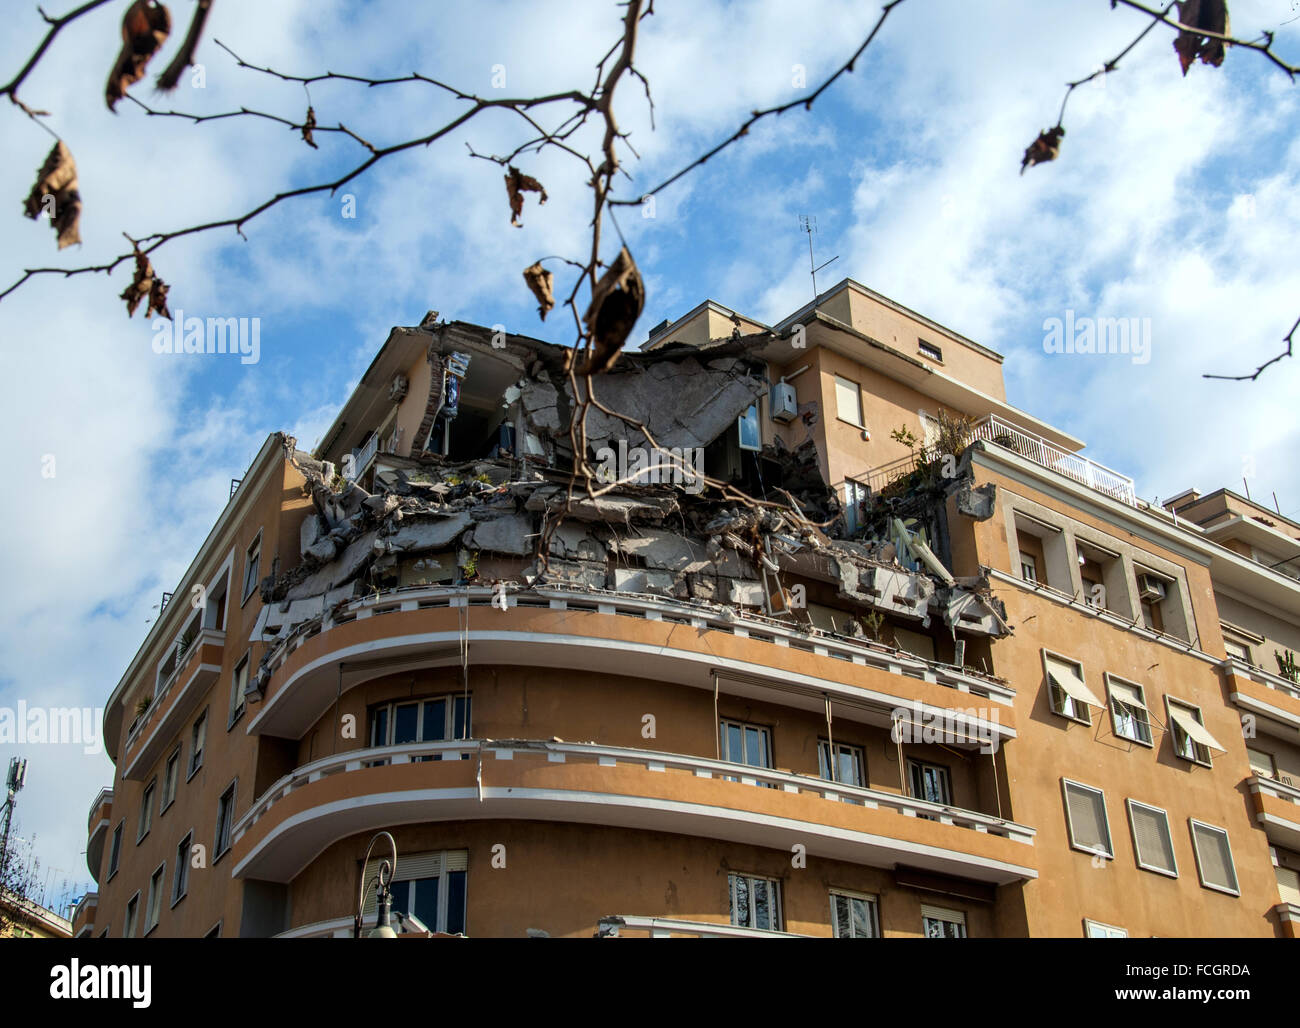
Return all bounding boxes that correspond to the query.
[769,382,797,423]
[1138,574,1166,602]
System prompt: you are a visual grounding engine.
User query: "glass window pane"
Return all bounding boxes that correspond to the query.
[851,898,873,938]
[388,880,410,918]
[754,880,771,930]
[744,727,767,768]
[372,708,388,747]
[818,742,831,780]
[833,895,851,938]
[412,877,439,931]
[447,870,467,934]
[731,875,749,927]
[726,724,742,763]
[393,704,419,744]
[453,696,470,738]
[422,700,446,741]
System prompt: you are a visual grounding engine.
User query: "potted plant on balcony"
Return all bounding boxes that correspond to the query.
[175,627,196,667]
[1277,649,1299,684]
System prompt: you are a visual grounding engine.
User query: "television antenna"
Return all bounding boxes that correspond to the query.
[1,758,27,874]
[799,215,839,301]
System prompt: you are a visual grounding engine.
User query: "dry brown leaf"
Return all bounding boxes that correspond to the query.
[120,246,172,320]
[1174,0,1230,76]
[504,165,548,227]
[302,106,319,150]
[23,141,82,250]
[1020,126,1065,175]
[106,0,172,110]
[522,261,555,320]
[579,246,644,374]
[156,0,212,91]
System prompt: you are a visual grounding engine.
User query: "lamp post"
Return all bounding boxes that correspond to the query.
[353,831,398,938]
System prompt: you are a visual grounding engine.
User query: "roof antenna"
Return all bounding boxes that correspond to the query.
[800,215,838,301]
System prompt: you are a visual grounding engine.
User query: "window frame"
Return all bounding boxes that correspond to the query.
[137,777,157,843]
[1246,746,1277,779]
[1019,551,1038,584]
[1189,819,1240,896]
[160,743,182,815]
[921,904,967,938]
[172,831,192,908]
[362,850,469,935]
[829,889,880,938]
[228,650,249,729]
[368,693,472,750]
[907,758,953,806]
[240,530,262,605]
[213,778,237,863]
[1126,798,1178,878]
[123,891,140,939]
[1084,918,1127,938]
[718,717,773,772]
[1165,696,1213,767]
[728,871,783,933]
[832,374,865,429]
[1043,650,1093,725]
[818,738,866,787]
[145,861,166,935]
[187,708,208,780]
[1105,674,1153,747]
[917,339,944,363]
[107,819,124,881]
[1061,777,1114,859]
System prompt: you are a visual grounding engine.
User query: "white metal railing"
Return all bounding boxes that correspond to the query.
[232,738,1035,848]
[351,434,380,476]
[256,585,1015,706]
[860,453,917,493]
[974,414,1136,506]
[598,915,811,938]
[1222,656,1300,704]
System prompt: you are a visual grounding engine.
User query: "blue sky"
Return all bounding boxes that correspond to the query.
[2,0,1298,911]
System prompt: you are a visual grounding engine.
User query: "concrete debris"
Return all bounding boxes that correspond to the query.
[256,334,1012,691]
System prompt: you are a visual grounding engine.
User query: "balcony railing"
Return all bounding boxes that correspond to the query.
[233,738,1035,849]
[350,434,380,478]
[598,915,812,938]
[256,584,1016,709]
[86,787,112,833]
[973,414,1136,506]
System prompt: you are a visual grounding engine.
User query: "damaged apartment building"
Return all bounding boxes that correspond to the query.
[79,280,1300,939]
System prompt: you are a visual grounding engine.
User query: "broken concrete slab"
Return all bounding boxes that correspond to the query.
[375,512,473,555]
[466,512,534,555]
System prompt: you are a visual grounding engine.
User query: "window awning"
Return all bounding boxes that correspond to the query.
[1046,656,1103,708]
[1167,706,1226,752]
[1108,680,1147,711]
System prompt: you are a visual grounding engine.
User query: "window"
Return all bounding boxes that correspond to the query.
[729,873,781,932]
[737,404,760,452]
[1189,820,1240,895]
[1019,551,1038,583]
[362,849,468,934]
[833,375,864,428]
[907,759,952,806]
[241,532,261,603]
[123,892,140,938]
[1106,676,1152,746]
[145,863,165,933]
[137,779,156,842]
[1166,698,1222,767]
[1223,637,1253,664]
[921,904,966,938]
[188,710,207,778]
[1062,779,1113,858]
[1044,652,1099,723]
[161,745,181,813]
[819,740,865,786]
[1276,865,1300,906]
[918,339,943,362]
[229,652,249,726]
[369,694,471,750]
[1084,919,1127,938]
[1139,597,1163,633]
[107,821,124,880]
[830,891,879,938]
[214,780,237,860]
[719,719,772,781]
[1127,800,1178,877]
[1247,746,1277,779]
[204,921,222,939]
[172,833,191,906]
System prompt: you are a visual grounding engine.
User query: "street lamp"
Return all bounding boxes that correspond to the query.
[353,831,398,939]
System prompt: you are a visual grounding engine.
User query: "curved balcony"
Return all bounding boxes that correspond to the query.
[598,915,811,938]
[247,586,1016,745]
[123,628,225,780]
[231,739,1036,886]
[1222,658,1300,734]
[71,892,97,938]
[1248,773,1300,850]
[86,788,113,882]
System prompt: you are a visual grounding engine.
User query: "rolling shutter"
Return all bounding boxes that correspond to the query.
[1128,802,1176,874]
[1064,781,1111,854]
[1191,824,1238,893]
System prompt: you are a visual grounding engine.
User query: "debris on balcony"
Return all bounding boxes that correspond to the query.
[247,331,1011,697]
